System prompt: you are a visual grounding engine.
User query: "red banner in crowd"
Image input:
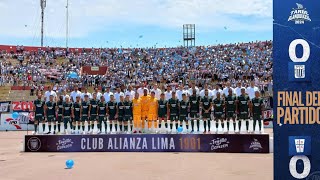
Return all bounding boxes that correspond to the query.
[81,66,108,75]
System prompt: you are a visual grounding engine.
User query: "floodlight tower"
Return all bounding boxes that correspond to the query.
[40,0,46,47]
[183,24,195,47]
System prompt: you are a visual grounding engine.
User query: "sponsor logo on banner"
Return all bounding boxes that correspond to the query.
[0,101,11,113]
[5,118,21,129]
[288,3,311,24]
[56,138,74,151]
[249,139,263,151]
[12,101,34,112]
[0,113,34,131]
[209,138,229,150]
[289,136,311,156]
[27,137,41,151]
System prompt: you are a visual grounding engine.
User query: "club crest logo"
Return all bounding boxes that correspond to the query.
[288,3,311,24]
[27,137,41,151]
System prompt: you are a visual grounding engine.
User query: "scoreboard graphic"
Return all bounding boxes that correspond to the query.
[274,0,320,179]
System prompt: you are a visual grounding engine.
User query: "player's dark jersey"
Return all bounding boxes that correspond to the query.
[81,101,90,115]
[158,99,167,117]
[108,101,117,116]
[98,101,107,116]
[238,95,250,113]
[179,100,189,116]
[252,97,263,116]
[168,98,179,115]
[90,99,99,115]
[57,100,64,115]
[189,95,200,113]
[201,96,212,112]
[45,101,56,116]
[117,101,125,117]
[213,98,224,113]
[225,95,237,112]
[34,99,45,115]
[73,102,81,118]
[63,102,73,116]
[124,101,133,117]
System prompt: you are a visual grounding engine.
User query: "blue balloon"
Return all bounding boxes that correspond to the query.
[66,159,74,169]
[177,126,183,133]
[12,112,19,119]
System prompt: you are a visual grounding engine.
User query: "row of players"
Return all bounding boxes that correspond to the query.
[33,88,264,134]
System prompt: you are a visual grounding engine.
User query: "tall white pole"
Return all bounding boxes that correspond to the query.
[66,0,69,49]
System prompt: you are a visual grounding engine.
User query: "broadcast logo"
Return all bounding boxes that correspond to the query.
[288,3,311,24]
[288,136,311,179]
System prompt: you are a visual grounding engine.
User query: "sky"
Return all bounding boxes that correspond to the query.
[0,0,272,48]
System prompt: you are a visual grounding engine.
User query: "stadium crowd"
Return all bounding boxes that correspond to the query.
[0,40,273,97]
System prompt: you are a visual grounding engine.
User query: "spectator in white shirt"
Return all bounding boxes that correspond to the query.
[93,87,102,100]
[212,84,222,99]
[199,84,213,98]
[246,81,260,99]
[44,86,57,102]
[188,83,200,96]
[114,88,122,103]
[81,87,92,100]
[103,87,113,102]
[137,83,146,97]
[70,86,82,102]
[176,85,185,101]
[234,82,244,97]
[222,82,234,97]
[165,86,172,101]
[125,85,135,101]
[151,84,161,100]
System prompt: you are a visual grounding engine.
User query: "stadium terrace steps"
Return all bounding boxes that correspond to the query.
[0,86,11,101]
[6,90,36,102]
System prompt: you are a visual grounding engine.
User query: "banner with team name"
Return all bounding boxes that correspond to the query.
[24,134,269,153]
[274,0,320,179]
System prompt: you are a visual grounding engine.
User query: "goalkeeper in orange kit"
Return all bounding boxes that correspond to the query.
[140,89,150,128]
[148,91,158,130]
[132,92,142,133]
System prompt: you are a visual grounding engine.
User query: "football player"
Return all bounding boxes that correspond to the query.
[62,95,73,134]
[44,95,56,134]
[80,94,90,133]
[33,93,45,134]
[189,89,200,133]
[251,91,264,132]
[89,93,99,133]
[200,89,212,133]
[124,95,133,133]
[167,91,179,132]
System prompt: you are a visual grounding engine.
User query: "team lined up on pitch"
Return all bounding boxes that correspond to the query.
[33,87,265,135]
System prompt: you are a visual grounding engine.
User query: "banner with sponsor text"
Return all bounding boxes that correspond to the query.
[24,134,269,153]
